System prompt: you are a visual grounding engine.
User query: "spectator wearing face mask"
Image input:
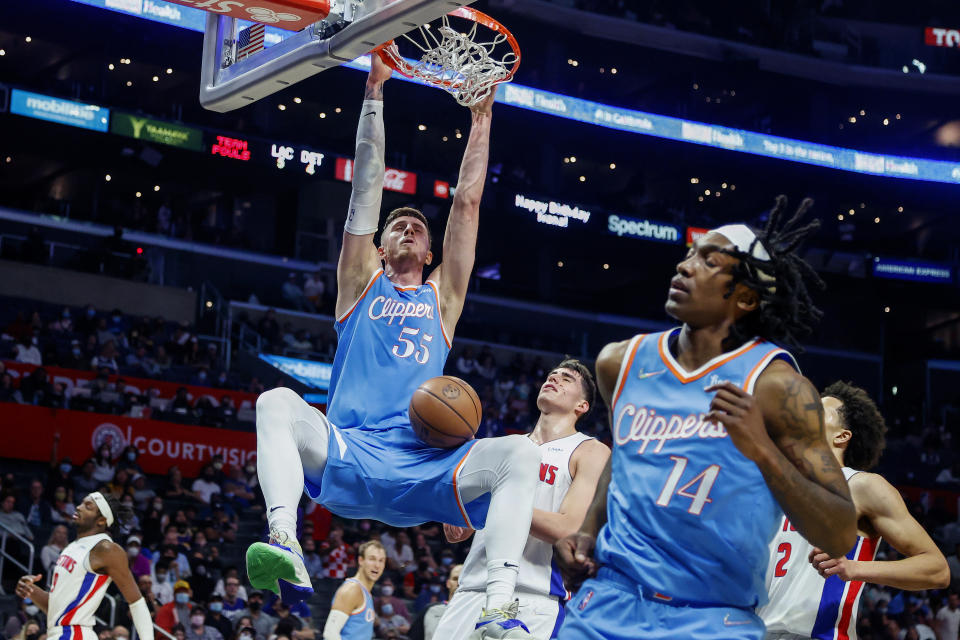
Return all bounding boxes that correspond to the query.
[235,624,256,640]
[206,595,235,640]
[152,559,175,604]
[49,485,76,524]
[92,444,117,484]
[412,576,446,614]
[376,598,411,639]
[185,606,223,640]
[63,338,88,369]
[4,598,43,639]
[156,580,194,632]
[112,624,131,640]
[118,446,144,475]
[126,535,151,578]
[226,590,275,640]
[74,460,100,496]
[13,618,42,640]
[374,579,411,625]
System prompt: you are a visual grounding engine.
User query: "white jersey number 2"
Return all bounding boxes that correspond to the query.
[392,327,433,364]
[655,455,720,516]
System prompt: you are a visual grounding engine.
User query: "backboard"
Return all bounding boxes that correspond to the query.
[199,0,475,112]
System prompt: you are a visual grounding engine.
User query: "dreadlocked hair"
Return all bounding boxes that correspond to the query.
[722,195,824,352]
[102,493,134,541]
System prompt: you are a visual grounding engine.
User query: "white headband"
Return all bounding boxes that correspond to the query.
[88,492,114,527]
[710,224,771,261]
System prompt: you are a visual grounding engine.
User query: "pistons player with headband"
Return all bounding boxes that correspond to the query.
[556,196,858,640]
[248,55,540,638]
[16,492,153,640]
[759,381,948,640]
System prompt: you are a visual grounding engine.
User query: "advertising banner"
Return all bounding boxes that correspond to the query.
[10,89,110,132]
[111,112,203,151]
[1,404,255,477]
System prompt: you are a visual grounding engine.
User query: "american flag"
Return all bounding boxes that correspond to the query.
[237,23,265,61]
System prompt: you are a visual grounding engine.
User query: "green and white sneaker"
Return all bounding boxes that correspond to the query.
[245,527,313,604]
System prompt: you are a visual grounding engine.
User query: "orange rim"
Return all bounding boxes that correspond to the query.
[373,7,521,90]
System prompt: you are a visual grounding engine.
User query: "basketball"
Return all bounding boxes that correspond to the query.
[409,376,481,448]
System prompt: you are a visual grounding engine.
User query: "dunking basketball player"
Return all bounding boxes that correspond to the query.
[248,57,540,638]
[16,492,154,640]
[555,197,858,640]
[436,360,610,640]
[759,381,948,640]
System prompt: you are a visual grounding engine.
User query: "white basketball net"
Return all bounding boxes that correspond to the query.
[380,15,518,107]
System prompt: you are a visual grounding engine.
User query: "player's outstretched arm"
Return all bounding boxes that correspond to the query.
[335,56,393,319]
[322,581,364,640]
[554,340,626,580]
[15,574,48,613]
[90,541,155,640]
[706,362,856,559]
[532,439,611,544]
[432,88,496,333]
[809,472,949,590]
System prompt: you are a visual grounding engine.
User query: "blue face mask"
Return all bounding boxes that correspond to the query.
[175,593,190,604]
[60,463,72,475]
[209,603,223,613]
[441,557,453,566]
[429,584,441,594]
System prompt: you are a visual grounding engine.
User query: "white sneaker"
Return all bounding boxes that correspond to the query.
[473,600,534,639]
[245,527,313,604]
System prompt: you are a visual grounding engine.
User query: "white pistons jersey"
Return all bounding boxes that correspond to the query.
[758,468,879,640]
[458,432,593,597]
[46,533,113,640]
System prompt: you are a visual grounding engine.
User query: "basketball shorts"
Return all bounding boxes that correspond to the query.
[308,420,491,528]
[434,590,564,640]
[558,568,765,640]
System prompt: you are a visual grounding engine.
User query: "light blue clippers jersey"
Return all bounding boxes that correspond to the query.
[327,269,451,430]
[337,578,375,640]
[595,327,798,609]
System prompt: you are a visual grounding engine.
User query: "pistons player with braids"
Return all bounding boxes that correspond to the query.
[556,196,858,640]
[16,492,154,640]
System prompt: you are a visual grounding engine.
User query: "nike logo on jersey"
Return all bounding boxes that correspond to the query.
[722,614,754,627]
[636,369,665,380]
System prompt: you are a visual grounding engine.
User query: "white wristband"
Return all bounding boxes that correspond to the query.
[345,99,385,236]
[130,598,154,640]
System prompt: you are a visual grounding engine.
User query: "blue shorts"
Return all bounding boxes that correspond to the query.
[558,568,765,640]
[307,422,491,528]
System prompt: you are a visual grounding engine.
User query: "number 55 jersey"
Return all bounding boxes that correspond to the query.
[595,328,797,608]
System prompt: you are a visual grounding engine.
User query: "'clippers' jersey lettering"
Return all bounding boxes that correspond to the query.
[596,328,797,608]
[327,270,450,430]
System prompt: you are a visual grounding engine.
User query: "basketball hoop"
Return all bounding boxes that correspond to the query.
[374,7,520,107]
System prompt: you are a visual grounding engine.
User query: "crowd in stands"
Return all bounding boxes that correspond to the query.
[0,441,480,640]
